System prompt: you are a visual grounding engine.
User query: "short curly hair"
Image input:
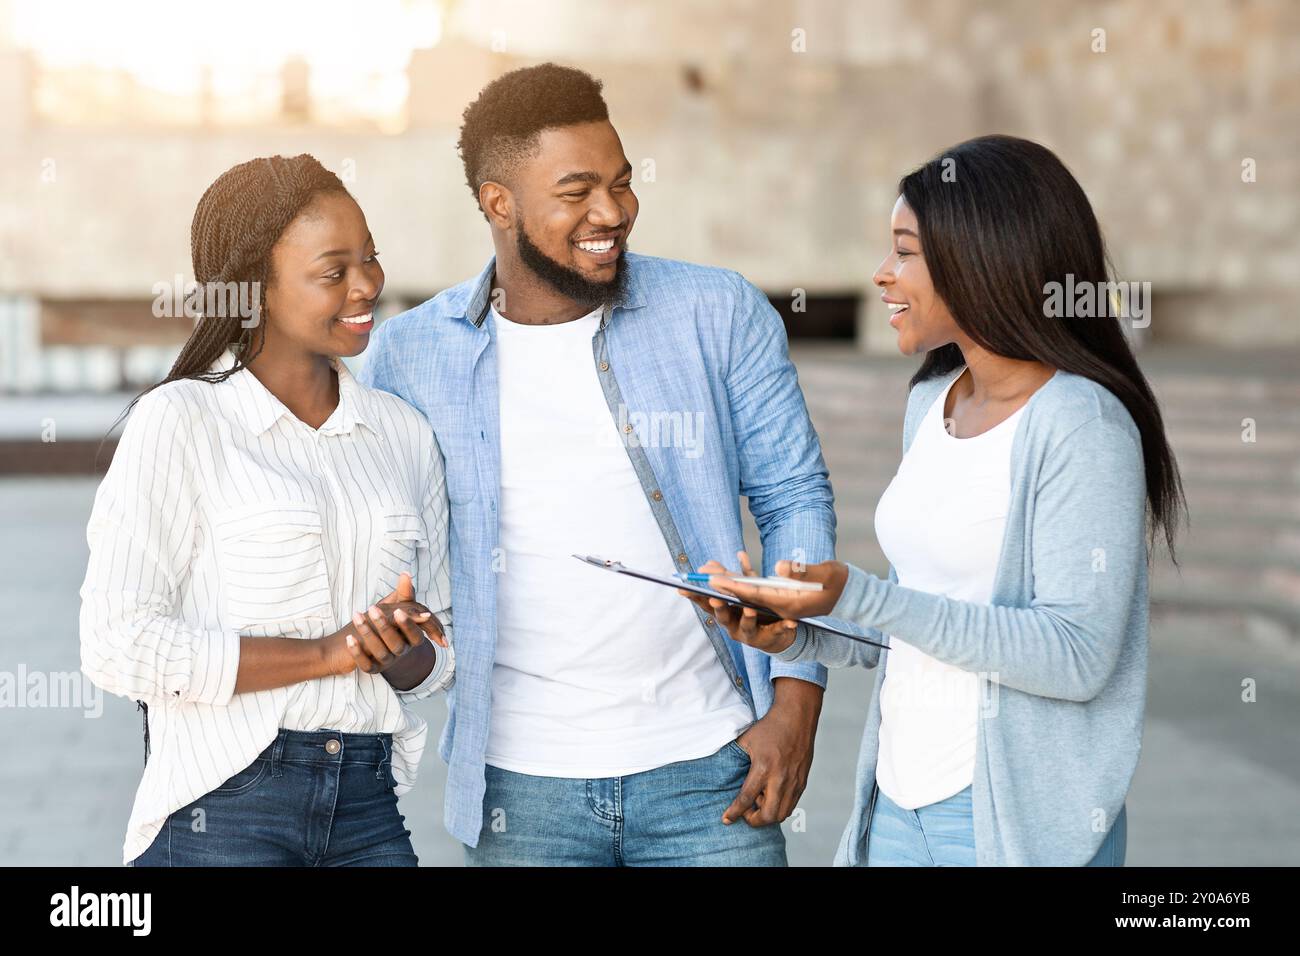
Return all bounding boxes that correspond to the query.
[457,63,610,218]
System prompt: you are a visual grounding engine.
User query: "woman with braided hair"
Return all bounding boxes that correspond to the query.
[79,154,456,866]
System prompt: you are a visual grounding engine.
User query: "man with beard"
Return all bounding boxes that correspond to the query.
[361,63,834,866]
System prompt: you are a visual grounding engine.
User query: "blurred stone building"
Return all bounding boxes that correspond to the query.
[1,0,1297,391]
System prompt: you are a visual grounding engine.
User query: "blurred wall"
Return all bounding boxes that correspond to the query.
[1,0,1297,392]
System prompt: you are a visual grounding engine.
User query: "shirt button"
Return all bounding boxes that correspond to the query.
[734,676,744,688]
[677,553,689,564]
[705,617,715,627]
[624,424,633,433]
[324,738,341,755]
[599,361,609,372]
[651,490,663,501]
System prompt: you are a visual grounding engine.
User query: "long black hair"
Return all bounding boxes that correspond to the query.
[900,134,1186,561]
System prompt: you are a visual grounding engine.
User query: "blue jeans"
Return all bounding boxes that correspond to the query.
[464,739,787,866]
[866,784,1127,866]
[130,729,418,867]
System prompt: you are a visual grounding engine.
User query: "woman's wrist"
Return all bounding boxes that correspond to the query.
[319,627,352,677]
[772,622,811,661]
[828,562,869,621]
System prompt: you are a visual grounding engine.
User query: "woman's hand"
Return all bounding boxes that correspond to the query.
[677,551,800,654]
[709,557,849,621]
[323,572,447,676]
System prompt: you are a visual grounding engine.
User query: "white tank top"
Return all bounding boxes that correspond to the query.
[872,368,1025,809]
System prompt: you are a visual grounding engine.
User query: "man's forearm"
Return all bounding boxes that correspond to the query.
[770,674,824,723]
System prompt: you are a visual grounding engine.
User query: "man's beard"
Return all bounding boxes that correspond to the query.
[514,214,628,309]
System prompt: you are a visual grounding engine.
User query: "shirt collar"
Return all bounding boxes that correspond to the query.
[460,253,647,330]
[210,347,378,438]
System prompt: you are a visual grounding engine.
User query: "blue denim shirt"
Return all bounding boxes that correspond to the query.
[359,252,832,847]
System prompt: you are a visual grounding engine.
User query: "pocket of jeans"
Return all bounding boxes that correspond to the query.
[211,757,270,796]
[724,739,751,762]
[374,508,427,595]
[216,502,332,633]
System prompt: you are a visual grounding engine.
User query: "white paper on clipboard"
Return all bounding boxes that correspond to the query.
[572,554,889,649]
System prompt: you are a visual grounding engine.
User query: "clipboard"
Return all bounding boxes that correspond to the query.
[572,554,890,649]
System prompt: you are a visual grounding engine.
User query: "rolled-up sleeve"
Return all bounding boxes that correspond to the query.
[79,390,241,708]
[724,273,831,689]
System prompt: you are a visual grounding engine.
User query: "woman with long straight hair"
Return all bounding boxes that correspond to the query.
[685,135,1186,866]
[80,154,455,866]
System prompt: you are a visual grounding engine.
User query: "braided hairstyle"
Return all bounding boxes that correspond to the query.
[102,155,351,751]
[109,154,350,436]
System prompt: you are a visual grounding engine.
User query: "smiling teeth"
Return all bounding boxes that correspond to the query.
[339,312,372,324]
[577,238,615,253]
[887,303,909,312]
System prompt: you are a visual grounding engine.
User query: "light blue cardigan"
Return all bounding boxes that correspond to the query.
[777,365,1149,866]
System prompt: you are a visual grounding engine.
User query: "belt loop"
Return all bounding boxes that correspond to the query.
[376,735,390,780]
[271,729,287,778]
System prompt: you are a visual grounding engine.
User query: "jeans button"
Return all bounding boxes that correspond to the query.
[324,738,341,755]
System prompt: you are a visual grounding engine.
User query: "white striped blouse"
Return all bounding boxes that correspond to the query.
[79,346,454,864]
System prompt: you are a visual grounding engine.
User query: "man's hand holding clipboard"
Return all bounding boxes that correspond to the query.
[683,551,857,655]
[573,551,886,653]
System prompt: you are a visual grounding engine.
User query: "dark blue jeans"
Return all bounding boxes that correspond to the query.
[130,729,418,867]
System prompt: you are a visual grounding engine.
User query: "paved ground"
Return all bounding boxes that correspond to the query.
[3,345,1298,866]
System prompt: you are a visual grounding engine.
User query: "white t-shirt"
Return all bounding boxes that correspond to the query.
[484,303,753,777]
[872,367,1025,809]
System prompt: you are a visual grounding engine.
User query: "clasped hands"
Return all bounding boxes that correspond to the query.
[324,571,447,676]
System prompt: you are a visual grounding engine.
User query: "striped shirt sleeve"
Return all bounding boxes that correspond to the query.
[79,390,241,708]
[394,422,455,701]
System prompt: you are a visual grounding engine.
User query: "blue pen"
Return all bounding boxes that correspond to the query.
[675,572,823,592]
